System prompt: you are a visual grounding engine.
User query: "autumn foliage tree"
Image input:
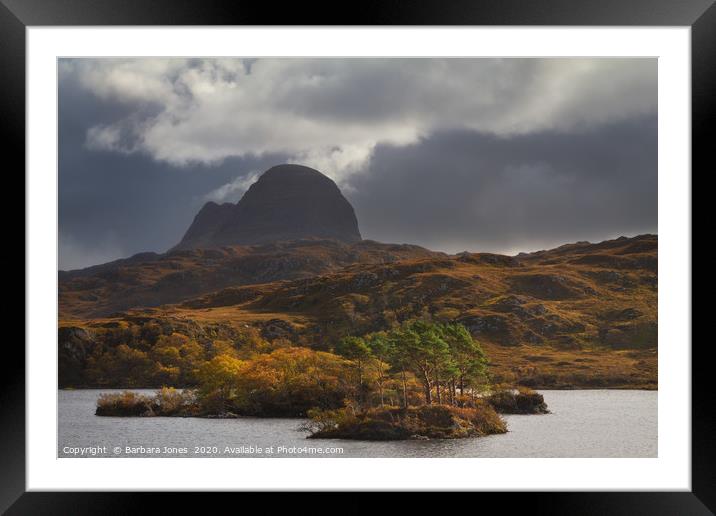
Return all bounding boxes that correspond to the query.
[192,347,353,417]
[196,354,244,412]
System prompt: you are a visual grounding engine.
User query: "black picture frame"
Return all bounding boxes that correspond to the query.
[2,0,711,513]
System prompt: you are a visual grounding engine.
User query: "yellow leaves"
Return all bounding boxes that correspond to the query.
[240,347,350,388]
[156,332,190,348]
[195,347,351,397]
[152,345,182,366]
[196,353,246,400]
[208,339,239,358]
[198,354,245,383]
[234,326,270,355]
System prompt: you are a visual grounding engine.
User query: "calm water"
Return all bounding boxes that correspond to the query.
[58,389,657,458]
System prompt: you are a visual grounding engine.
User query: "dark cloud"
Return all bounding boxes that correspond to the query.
[348,117,657,254]
[61,58,656,174]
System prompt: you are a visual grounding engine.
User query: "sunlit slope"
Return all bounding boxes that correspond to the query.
[59,235,656,389]
[177,235,656,351]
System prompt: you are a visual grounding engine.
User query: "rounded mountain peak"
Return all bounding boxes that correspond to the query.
[173,164,362,250]
[260,164,331,180]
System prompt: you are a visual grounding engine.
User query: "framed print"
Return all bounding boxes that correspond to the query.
[3,0,712,512]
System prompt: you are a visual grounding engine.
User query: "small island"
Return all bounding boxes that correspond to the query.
[303,404,507,440]
[94,321,549,440]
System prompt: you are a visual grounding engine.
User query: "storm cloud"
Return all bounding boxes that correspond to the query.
[59,58,657,269]
[350,117,656,254]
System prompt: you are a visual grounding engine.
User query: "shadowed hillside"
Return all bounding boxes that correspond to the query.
[59,239,444,318]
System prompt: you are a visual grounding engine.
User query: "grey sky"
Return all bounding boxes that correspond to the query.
[59,58,657,270]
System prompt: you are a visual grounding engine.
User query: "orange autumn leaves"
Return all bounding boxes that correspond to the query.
[195,347,353,416]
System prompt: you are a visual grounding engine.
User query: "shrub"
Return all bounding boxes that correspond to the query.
[229,347,353,417]
[154,387,195,415]
[486,388,549,414]
[96,388,196,417]
[305,403,507,440]
[96,391,154,416]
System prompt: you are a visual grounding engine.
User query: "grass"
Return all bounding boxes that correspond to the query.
[484,343,657,389]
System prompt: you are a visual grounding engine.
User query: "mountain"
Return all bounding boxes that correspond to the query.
[173,164,361,250]
[59,234,657,389]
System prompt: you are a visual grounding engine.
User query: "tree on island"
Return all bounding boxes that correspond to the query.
[336,320,490,408]
[441,322,490,401]
[365,332,392,407]
[335,335,372,402]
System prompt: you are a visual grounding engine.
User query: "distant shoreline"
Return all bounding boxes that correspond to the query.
[60,386,658,391]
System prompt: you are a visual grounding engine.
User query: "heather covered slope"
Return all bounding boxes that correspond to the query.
[59,239,443,318]
[180,235,656,350]
[59,235,657,389]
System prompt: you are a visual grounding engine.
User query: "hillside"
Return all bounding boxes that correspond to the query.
[59,239,443,318]
[59,235,657,389]
[184,234,657,347]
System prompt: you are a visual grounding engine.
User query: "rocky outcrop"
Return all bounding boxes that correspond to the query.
[174,164,362,250]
